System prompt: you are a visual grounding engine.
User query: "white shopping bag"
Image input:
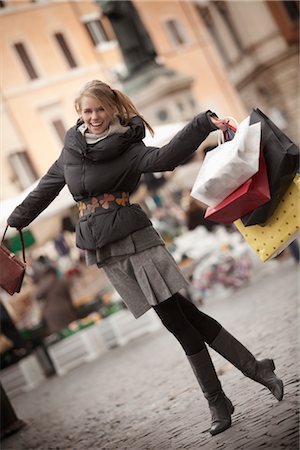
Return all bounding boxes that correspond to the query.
[191,116,261,207]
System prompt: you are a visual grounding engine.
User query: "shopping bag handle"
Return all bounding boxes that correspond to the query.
[1,225,26,264]
[217,117,239,146]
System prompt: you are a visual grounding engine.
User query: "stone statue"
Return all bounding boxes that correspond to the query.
[97,0,158,76]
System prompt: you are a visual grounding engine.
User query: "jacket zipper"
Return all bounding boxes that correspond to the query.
[82,151,87,195]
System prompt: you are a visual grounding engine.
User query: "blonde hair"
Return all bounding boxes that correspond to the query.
[75,80,154,136]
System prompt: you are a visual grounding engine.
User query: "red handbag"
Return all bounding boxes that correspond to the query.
[204,152,270,224]
[0,226,26,295]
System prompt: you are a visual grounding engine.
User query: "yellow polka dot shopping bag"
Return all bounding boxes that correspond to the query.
[234,174,300,262]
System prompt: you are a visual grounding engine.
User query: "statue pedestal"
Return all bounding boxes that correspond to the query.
[121,64,198,126]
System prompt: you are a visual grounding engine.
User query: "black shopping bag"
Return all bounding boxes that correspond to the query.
[241,108,299,226]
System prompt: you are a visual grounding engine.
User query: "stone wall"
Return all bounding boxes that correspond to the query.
[238,49,299,144]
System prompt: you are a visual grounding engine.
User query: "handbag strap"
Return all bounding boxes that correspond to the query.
[1,225,26,264]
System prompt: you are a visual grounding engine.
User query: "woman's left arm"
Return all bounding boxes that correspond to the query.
[7,152,66,229]
[137,111,225,173]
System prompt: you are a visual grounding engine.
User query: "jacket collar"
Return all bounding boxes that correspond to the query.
[64,116,145,162]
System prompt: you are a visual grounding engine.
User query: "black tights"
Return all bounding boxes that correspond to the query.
[153,293,222,356]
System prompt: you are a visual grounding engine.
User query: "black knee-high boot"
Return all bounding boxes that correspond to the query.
[209,328,284,401]
[187,345,234,436]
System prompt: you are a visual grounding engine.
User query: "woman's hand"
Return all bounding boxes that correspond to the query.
[210,116,227,132]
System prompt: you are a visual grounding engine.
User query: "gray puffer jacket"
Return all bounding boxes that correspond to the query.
[8,112,217,250]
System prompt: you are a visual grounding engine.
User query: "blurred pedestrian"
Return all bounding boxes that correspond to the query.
[186,198,217,232]
[0,383,26,440]
[35,266,77,336]
[0,301,29,359]
[287,239,300,263]
[7,80,283,436]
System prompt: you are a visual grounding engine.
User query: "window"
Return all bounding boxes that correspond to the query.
[164,18,188,46]
[215,1,244,51]
[176,101,184,112]
[156,109,169,122]
[84,19,110,46]
[38,102,67,147]
[268,1,299,43]
[196,6,230,66]
[282,0,299,22]
[13,42,39,80]
[52,119,66,144]
[8,151,38,189]
[54,32,77,68]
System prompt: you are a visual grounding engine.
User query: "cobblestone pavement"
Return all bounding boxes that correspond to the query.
[2,261,299,450]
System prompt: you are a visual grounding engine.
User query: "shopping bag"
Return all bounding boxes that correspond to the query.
[204,152,270,224]
[0,226,26,295]
[234,174,300,262]
[191,116,261,207]
[241,108,299,226]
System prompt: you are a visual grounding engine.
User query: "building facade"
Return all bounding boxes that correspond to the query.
[1,0,246,203]
[1,0,115,199]
[133,0,246,124]
[195,0,299,143]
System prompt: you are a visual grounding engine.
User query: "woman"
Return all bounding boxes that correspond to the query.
[7,80,283,436]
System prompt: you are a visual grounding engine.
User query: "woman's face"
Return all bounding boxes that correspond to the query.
[80,95,112,135]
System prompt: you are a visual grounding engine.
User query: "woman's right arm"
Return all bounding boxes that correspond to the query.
[136,111,222,173]
[7,152,66,229]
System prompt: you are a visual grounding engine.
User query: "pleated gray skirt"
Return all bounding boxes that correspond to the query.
[103,245,189,318]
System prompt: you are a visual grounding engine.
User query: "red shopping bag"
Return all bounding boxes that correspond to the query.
[204,152,270,224]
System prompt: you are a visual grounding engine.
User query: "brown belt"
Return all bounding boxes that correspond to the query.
[78,192,130,217]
